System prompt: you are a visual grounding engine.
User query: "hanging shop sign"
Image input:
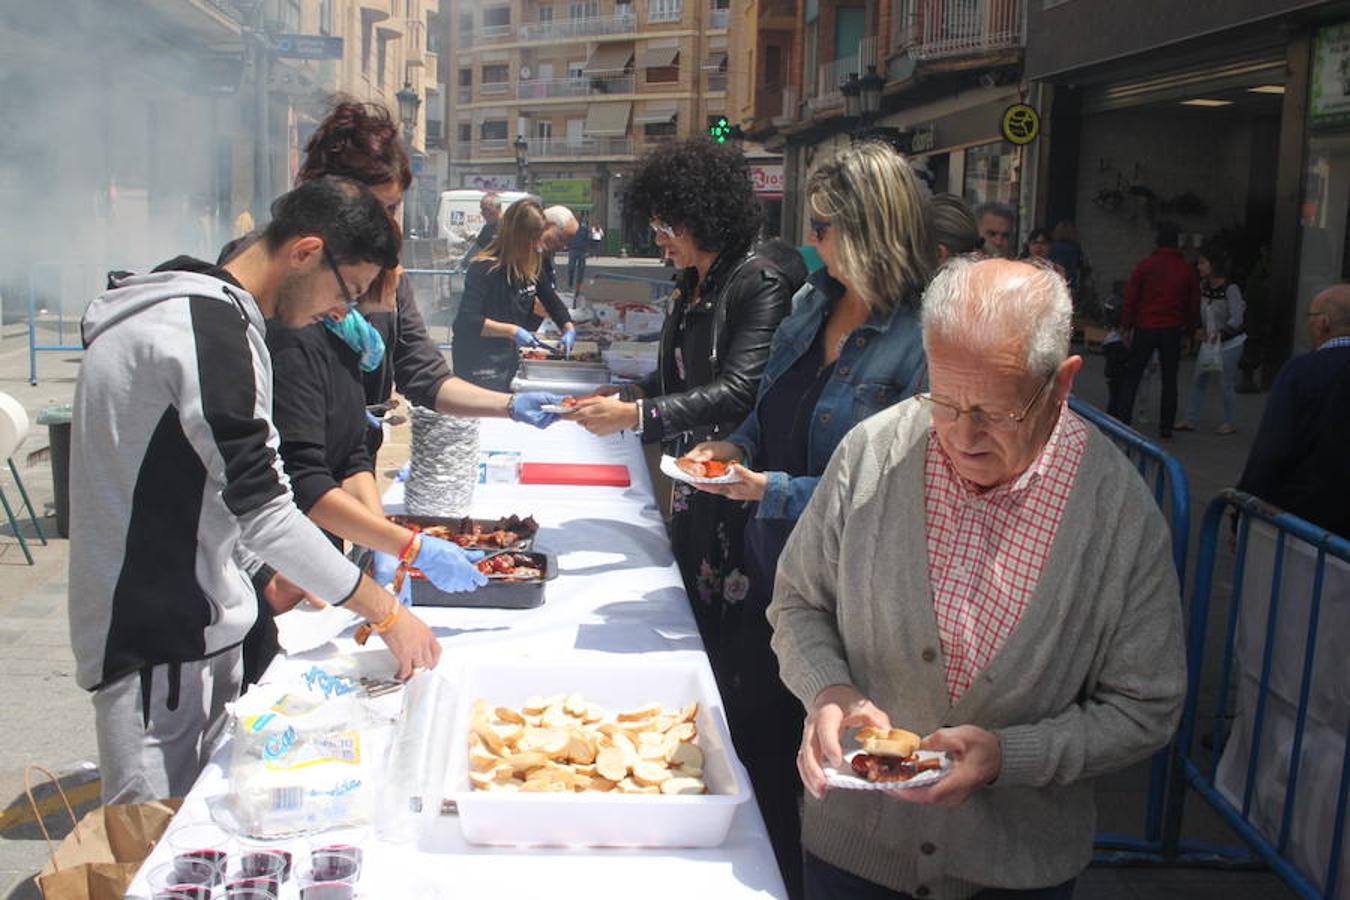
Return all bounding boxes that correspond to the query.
[537,178,593,208]
[1311,22,1350,128]
[1000,103,1041,145]
[750,164,785,198]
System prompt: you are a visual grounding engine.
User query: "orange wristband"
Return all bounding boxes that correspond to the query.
[371,600,401,633]
[397,530,422,566]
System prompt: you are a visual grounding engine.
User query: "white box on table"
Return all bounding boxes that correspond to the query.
[444,657,752,849]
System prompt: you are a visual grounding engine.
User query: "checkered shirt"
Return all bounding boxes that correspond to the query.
[924,407,1089,702]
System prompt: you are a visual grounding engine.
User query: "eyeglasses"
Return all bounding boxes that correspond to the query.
[809,218,832,241]
[918,375,1054,432]
[650,219,677,240]
[322,245,359,310]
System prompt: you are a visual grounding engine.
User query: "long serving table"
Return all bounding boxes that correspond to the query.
[127,418,787,899]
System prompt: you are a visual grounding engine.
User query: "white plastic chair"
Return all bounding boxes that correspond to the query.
[0,393,47,564]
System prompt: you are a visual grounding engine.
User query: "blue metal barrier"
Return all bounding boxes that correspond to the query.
[1069,397,1191,860]
[27,262,109,385]
[1163,489,1349,898]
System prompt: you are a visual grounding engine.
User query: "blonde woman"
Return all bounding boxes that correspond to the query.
[452,199,574,390]
[683,140,932,899]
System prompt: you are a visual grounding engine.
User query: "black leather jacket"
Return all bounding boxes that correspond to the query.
[631,248,794,451]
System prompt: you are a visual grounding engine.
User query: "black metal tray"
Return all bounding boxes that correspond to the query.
[353,549,557,610]
[386,514,538,551]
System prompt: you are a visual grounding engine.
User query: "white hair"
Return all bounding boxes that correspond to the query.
[543,205,576,230]
[921,257,1073,377]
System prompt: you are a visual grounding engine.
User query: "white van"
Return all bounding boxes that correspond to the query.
[436,189,538,257]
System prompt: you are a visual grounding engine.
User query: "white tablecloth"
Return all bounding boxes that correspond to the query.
[127,419,786,899]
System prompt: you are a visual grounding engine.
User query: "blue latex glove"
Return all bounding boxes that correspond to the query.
[365,410,383,430]
[510,391,565,429]
[560,329,577,354]
[514,326,544,348]
[369,549,412,605]
[413,534,487,594]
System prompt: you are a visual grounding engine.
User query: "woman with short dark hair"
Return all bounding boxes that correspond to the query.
[567,137,794,677]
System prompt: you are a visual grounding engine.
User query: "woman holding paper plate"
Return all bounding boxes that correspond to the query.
[683,141,932,899]
[566,138,796,679]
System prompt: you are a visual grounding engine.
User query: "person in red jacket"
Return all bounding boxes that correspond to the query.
[1107,222,1200,437]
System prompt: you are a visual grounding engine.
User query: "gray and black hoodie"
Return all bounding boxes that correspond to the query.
[69,257,362,692]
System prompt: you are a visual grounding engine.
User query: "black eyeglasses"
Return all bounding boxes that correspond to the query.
[809,218,832,241]
[918,375,1054,433]
[322,245,358,310]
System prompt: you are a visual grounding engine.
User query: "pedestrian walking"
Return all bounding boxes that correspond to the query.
[1109,222,1200,437]
[1237,284,1350,536]
[1176,246,1245,435]
[974,201,1015,259]
[69,178,443,804]
[567,215,590,292]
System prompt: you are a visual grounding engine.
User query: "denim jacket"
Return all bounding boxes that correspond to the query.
[727,270,926,521]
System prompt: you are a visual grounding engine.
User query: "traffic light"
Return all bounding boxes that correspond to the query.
[708,115,731,143]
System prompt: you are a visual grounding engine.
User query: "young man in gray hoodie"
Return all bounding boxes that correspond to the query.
[70,177,453,803]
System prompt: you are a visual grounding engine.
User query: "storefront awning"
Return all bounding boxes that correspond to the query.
[702,51,728,71]
[634,102,678,124]
[640,45,680,69]
[584,43,634,75]
[584,102,632,136]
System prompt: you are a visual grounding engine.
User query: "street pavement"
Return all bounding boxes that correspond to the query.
[0,316,1303,898]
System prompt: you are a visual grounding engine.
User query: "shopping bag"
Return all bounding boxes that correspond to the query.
[1197,339,1224,373]
[26,765,181,900]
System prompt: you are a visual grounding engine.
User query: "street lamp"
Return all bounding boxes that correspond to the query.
[859,65,884,120]
[513,134,530,191]
[841,72,862,119]
[395,81,420,234]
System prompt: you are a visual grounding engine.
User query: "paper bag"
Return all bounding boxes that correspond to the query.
[27,765,181,900]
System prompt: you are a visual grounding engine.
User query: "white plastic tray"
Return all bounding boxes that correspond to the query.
[444,657,752,848]
[659,454,743,485]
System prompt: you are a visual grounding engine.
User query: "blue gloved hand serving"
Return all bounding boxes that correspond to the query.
[368,549,414,605]
[560,329,577,354]
[413,534,487,594]
[509,391,565,429]
[514,326,544,348]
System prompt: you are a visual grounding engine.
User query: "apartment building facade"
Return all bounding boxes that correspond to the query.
[741,0,1028,244]
[443,0,734,241]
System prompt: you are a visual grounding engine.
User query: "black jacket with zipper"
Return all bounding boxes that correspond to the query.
[632,248,793,451]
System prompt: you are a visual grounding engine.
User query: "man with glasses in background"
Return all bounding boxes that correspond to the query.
[769,257,1186,899]
[974,201,1016,259]
[69,177,445,803]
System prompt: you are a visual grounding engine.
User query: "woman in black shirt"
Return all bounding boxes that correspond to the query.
[452,199,574,390]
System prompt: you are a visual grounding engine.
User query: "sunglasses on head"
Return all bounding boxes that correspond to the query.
[809,218,832,241]
[649,220,677,240]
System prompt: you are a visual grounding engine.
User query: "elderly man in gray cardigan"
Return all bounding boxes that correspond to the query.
[769,257,1187,900]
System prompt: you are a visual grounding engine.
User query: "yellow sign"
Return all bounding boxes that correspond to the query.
[1001,103,1040,145]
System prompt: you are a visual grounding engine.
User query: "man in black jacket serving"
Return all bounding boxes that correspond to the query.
[69,178,442,804]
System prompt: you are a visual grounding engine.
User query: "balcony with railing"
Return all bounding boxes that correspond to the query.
[709,7,728,29]
[480,79,513,95]
[891,0,1024,60]
[706,72,727,93]
[770,85,798,124]
[468,137,635,158]
[648,0,683,23]
[476,23,516,42]
[457,86,472,103]
[516,74,636,99]
[518,13,637,41]
[814,53,857,107]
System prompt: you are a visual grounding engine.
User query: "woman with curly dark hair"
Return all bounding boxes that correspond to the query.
[568,137,795,684]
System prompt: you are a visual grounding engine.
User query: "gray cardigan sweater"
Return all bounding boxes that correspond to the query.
[768,399,1187,900]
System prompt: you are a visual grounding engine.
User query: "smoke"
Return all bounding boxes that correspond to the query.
[0,1,266,321]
